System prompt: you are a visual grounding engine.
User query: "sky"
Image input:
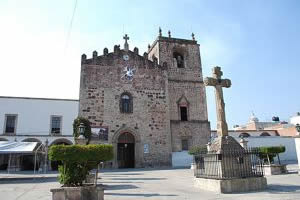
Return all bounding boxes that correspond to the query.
[0,0,299,129]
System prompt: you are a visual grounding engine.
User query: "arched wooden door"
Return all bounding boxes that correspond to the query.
[117,132,135,168]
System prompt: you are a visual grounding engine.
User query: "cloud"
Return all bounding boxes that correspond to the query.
[0,14,81,99]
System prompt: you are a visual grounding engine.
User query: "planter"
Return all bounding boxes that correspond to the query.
[85,173,96,184]
[50,184,104,200]
[263,164,287,176]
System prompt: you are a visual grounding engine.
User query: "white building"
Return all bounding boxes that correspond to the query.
[290,113,300,125]
[0,96,79,171]
[0,96,78,145]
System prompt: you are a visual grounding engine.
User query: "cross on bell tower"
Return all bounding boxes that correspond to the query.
[123,34,129,51]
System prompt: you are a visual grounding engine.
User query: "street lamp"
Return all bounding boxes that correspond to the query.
[296,124,300,136]
[78,123,85,139]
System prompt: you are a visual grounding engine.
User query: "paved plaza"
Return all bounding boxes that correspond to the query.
[0,165,300,200]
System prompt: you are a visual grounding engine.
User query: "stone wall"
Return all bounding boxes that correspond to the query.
[80,35,212,168]
[168,81,208,121]
[148,36,210,152]
[236,136,298,162]
[79,49,172,167]
[171,121,210,152]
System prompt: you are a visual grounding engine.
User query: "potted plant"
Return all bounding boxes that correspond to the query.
[188,145,207,169]
[49,144,113,200]
[258,145,287,175]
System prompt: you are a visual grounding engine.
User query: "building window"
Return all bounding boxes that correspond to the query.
[120,93,133,113]
[50,116,62,134]
[180,106,188,121]
[182,139,189,151]
[4,114,17,134]
[173,52,184,68]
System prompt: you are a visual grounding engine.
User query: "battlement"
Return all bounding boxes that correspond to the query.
[81,45,167,71]
[148,30,198,53]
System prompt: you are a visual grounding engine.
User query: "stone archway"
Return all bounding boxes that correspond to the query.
[117,132,135,168]
[239,132,250,138]
[260,132,271,136]
[112,127,142,168]
[49,138,73,146]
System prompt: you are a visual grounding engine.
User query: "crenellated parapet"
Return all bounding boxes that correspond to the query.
[81,47,167,70]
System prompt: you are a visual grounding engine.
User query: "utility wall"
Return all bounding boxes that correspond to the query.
[172,136,298,167]
[243,136,298,162]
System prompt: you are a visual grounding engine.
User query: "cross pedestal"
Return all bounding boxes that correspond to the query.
[194,67,267,193]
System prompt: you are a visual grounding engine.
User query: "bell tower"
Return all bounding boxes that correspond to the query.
[148,28,210,152]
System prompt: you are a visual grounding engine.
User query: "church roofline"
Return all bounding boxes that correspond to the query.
[81,48,167,70]
[148,36,198,53]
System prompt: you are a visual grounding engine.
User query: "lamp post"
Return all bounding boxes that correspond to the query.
[296,124,300,136]
[78,123,85,138]
[76,123,87,145]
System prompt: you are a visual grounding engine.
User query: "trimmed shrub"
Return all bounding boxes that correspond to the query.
[188,145,207,155]
[258,146,285,154]
[257,146,286,164]
[49,144,113,186]
[73,117,92,144]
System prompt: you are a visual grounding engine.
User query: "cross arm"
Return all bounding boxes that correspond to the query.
[204,77,217,86]
[220,79,231,88]
[204,77,231,88]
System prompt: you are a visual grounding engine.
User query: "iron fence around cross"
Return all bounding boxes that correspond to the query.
[194,148,264,180]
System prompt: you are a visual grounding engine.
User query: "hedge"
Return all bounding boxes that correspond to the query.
[257,146,285,154]
[49,144,113,186]
[188,145,207,155]
[49,144,113,162]
[257,145,286,165]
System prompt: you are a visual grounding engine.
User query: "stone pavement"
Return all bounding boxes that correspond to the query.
[0,165,299,200]
[0,171,57,181]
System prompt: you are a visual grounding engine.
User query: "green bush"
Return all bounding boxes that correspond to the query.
[257,146,285,164]
[188,145,207,155]
[73,117,92,144]
[258,146,285,154]
[49,144,113,186]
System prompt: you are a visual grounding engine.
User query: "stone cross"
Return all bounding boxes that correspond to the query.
[204,66,231,136]
[123,34,129,51]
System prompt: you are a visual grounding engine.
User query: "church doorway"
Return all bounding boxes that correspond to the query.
[117,132,135,168]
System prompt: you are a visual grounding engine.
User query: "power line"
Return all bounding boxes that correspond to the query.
[64,0,78,54]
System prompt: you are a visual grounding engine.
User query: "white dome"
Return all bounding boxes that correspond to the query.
[249,112,259,122]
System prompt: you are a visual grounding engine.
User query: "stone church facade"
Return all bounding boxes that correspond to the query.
[79,30,211,168]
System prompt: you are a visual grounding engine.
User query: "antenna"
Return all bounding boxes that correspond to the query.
[64,0,78,55]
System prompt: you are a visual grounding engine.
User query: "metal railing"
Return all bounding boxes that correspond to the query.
[194,148,264,180]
